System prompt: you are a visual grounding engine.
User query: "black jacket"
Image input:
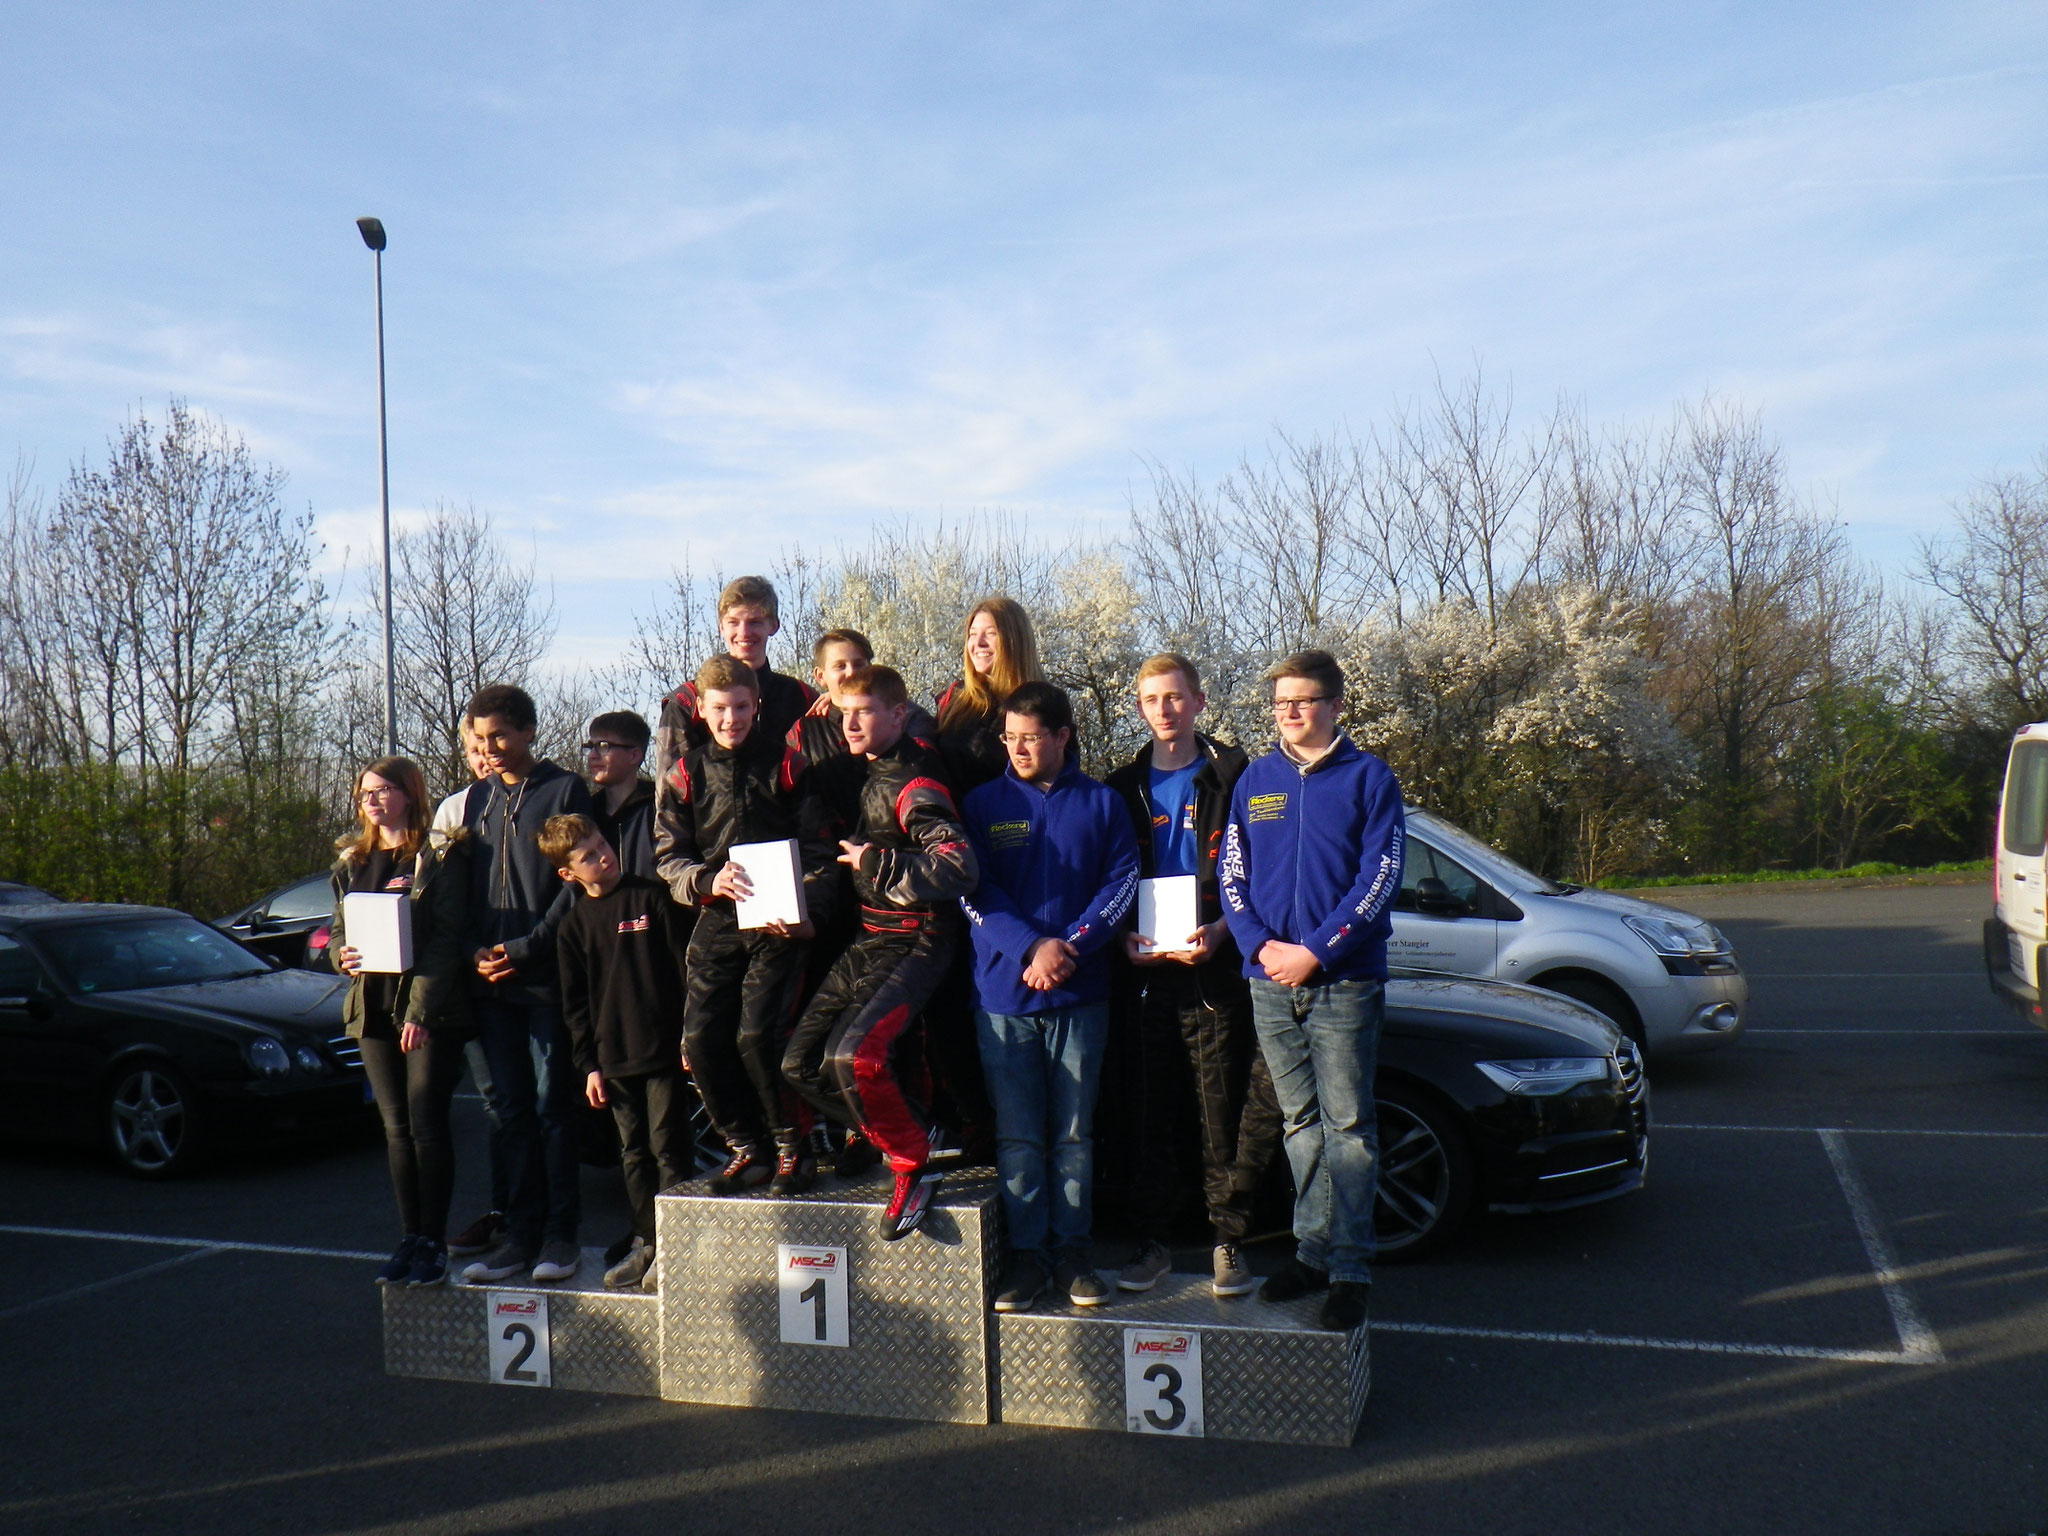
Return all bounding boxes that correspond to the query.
[842,734,977,918]
[327,835,473,1038]
[786,694,939,776]
[653,724,838,926]
[933,679,1008,794]
[1106,734,1250,987]
[557,875,691,1079]
[592,777,657,881]
[654,664,815,790]
[462,760,594,1000]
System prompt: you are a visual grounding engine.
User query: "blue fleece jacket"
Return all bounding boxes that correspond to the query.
[961,758,1141,1016]
[1219,735,1405,982]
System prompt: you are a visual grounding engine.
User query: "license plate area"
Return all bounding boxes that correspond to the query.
[2009,931,2031,983]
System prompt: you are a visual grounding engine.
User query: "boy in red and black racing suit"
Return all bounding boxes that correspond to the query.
[781,665,978,1240]
[655,655,838,1197]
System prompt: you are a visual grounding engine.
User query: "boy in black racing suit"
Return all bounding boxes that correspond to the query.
[782,665,978,1240]
[655,655,838,1196]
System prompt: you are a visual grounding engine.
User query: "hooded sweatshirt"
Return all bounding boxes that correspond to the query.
[464,758,595,1001]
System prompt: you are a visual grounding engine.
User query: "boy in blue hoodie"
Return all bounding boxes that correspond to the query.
[961,682,1139,1313]
[1219,649,1402,1331]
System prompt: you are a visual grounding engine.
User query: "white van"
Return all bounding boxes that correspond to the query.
[1986,723,2048,1025]
[1395,808,1748,1057]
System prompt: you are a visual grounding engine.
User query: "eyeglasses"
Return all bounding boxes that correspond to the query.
[1271,696,1332,716]
[1000,731,1054,747]
[356,786,402,803]
[581,741,637,755]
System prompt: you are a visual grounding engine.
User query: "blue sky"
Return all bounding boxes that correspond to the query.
[3,3,2044,666]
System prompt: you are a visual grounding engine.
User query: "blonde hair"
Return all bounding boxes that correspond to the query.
[717,575,779,622]
[696,654,758,696]
[939,597,1041,731]
[337,757,431,866]
[1136,652,1201,694]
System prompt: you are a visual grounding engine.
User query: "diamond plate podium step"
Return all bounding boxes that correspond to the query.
[656,1169,1000,1424]
[381,1247,660,1397]
[995,1273,1369,1445]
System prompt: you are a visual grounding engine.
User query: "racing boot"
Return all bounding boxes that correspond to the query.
[770,1129,816,1196]
[708,1144,773,1196]
[878,1164,943,1241]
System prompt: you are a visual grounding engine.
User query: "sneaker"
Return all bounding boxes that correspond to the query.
[879,1166,942,1241]
[1320,1280,1370,1331]
[805,1125,835,1162]
[835,1128,882,1181]
[604,1236,654,1290]
[1259,1257,1330,1304]
[1117,1239,1171,1292]
[770,1134,816,1196]
[1055,1257,1109,1308]
[375,1235,422,1285]
[403,1239,448,1287]
[709,1146,772,1195]
[639,1261,660,1295]
[447,1211,506,1257]
[461,1239,535,1284]
[531,1240,581,1284]
[992,1254,1049,1313]
[1212,1242,1257,1297]
[602,1231,638,1267]
[924,1123,963,1162]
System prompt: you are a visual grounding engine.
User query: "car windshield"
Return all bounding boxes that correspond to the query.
[1406,809,1564,896]
[37,917,273,994]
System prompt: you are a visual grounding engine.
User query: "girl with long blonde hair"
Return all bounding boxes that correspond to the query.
[935,597,1042,792]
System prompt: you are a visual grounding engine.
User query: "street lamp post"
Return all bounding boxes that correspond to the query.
[355,215,397,757]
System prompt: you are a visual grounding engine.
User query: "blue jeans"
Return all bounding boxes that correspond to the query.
[1249,978,1382,1284]
[976,1004,1109,1261]
[475,998,580,1251]
[462,1036,510,1215]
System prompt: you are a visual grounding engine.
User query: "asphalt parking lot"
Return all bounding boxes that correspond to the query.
[4,878,2047,1535]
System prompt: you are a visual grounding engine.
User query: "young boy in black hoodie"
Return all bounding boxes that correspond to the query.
[656,654,839,1196]
[546,813,691,1292]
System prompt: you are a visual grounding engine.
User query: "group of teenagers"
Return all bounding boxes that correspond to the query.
[328,576,1403,1331]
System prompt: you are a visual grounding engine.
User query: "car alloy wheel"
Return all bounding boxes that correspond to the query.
[108,1064,195,1178]
[1374,1084,1474,1260]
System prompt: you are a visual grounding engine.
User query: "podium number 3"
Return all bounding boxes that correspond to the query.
[1142,1363,1186,1431]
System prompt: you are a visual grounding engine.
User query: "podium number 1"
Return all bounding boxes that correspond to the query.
[487,1291,552,1388]
[1123,1327,1202,1435]
[777,1244,849,1347]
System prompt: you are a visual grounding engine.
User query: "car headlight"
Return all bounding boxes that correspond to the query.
[1624,913,1726,958]
[245,1038,291,1078]
[293,1046,326,1074]
[1475,1057,1612,1095]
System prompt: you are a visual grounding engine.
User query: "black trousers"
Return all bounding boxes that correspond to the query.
[784,921,953,1172]
[1132,966,1282,1244]
[683,904,809,1152]
[359,1021,469,1244]
[923,940,994,1131]
[607,1069,691,1241]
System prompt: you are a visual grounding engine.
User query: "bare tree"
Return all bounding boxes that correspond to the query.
[1916,460,2048,729]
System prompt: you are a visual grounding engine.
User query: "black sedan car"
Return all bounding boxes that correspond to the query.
[1370,969,1648,1257]
[0,903,370,1177]
[215,871,335,970]
[0,880,59,906]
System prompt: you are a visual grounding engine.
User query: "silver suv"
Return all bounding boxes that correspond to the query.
[1393,808,1747,1057]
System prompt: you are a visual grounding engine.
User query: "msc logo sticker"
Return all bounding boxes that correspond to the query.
[988,819,1031,850]
[1247,793,1288,823]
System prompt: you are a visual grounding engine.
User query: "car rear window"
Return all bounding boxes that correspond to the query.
[2004,741,2048,857]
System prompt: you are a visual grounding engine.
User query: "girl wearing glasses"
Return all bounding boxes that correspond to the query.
[330,755,474,1288]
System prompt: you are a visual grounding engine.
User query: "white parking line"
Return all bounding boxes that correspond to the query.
[0,1223,384,1261]
[1373,1319,1921,1366]
[0,1245,228,1322]
[1658,1123,2048,1138]
[1745,1029,2032,1035]
[1744,973,1978,980]
[1817,1130,1944,1362]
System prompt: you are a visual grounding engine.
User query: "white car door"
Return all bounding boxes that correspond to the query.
[1389,834,1498,976]
[1998,729,2048,985]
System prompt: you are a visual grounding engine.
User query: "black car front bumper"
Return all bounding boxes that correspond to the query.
[1470,1076,1649,1214]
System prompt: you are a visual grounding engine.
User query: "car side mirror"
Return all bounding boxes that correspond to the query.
[1414,877,1466,917]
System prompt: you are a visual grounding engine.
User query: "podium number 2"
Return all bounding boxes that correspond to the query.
[776,1244,849,1347]
[486,1291,551,1388]
[1123,1327,1202,1436]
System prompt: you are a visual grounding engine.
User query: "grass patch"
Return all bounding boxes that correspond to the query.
[1596,859,1991,890]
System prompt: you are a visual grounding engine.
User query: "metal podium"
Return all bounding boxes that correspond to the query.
[655,1168,1001,1424]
